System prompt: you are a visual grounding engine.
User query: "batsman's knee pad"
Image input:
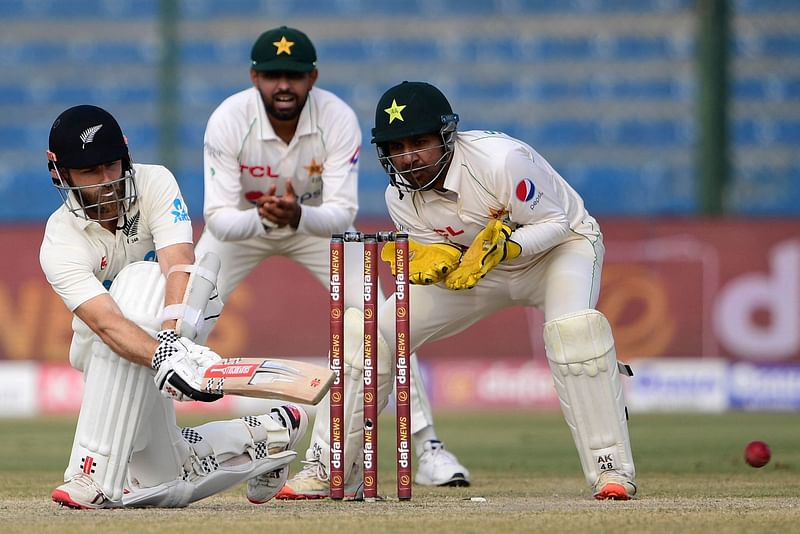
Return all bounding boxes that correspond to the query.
[67,261,167,502]
[543,309,635,486]
[123,411,297,507]
[160,252,224,344]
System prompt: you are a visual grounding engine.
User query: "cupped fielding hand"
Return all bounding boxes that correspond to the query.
[257,180,302,229]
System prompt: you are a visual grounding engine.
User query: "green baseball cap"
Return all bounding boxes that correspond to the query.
[251,26,317,73]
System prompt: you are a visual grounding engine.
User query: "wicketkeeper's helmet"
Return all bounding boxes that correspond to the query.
[370,81,459,192]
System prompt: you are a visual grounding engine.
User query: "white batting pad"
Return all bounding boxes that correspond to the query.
[66,261,167,502]
[543,309,635,486]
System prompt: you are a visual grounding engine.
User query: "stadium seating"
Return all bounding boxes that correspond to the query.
[0,0,798,219]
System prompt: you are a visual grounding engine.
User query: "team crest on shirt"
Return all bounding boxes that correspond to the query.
[304,159,324,180]
[120,212,140,244]
[171,198,190,223]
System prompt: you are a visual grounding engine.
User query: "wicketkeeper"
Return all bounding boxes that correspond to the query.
[325,81,638,499]
[41,105,307,509]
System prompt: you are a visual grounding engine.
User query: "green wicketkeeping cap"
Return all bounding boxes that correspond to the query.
[251,26,317,73]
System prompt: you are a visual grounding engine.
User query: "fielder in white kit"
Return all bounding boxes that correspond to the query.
[41,105,307,509]
[194,26,470,498]
[366,81,638,499]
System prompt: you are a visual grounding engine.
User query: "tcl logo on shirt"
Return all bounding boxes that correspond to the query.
[433,226,464,237]
[240,164,279,178]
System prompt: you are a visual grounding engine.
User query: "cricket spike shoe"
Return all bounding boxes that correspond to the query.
[51,474,120,509]
[275,453,363,500]
[246,404,308,504]
[415,440,471,487]
[592,470,637,500]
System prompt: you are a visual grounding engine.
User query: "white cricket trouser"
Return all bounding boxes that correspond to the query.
[373,231,634,486]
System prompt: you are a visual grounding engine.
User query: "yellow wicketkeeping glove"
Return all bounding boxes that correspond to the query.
[444,219,521,290]
[381,239,463,285]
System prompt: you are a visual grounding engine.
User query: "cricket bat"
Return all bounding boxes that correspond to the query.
[201,357,334,405]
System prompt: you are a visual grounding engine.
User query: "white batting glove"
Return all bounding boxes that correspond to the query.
[151,329,223,402]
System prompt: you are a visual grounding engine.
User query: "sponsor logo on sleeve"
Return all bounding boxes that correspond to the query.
[515,178,536,202]
[171,198,190,223]
[204,142,223,159]
[515,178,544,211]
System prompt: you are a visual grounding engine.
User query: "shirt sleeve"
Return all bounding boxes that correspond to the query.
[39,220,107,312]
[203,108,266,241]
[137,166,194,250]
[296,103,360,237]
[501,147,572,255]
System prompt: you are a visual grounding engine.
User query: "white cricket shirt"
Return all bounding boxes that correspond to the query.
[202,86,360,241]
[385,130,600,257]
[40,163,194,312]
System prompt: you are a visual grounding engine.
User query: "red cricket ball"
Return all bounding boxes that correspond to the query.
[744,440,771,468]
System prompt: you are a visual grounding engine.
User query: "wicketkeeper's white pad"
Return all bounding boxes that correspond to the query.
[306,307,393,482]
[543,309,635,486]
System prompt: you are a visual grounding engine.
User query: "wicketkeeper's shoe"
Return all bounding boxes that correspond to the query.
[246,404,308,504]
[592,470,637,500]
[51,474,120,509]
[274,456,363,500]
[414,440,471,487]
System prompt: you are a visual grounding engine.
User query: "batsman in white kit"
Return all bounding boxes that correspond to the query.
[194,26,470,498]
[363,81,637,499]
[40,105,308,509]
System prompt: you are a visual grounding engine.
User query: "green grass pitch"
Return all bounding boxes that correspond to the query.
[1,411,798,533]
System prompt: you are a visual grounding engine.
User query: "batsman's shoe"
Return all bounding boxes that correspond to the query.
[415,440,471,487]
[592,470,637,500]
[51,474,120,510]
[275,458,363,500]
[247,404,309,504]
